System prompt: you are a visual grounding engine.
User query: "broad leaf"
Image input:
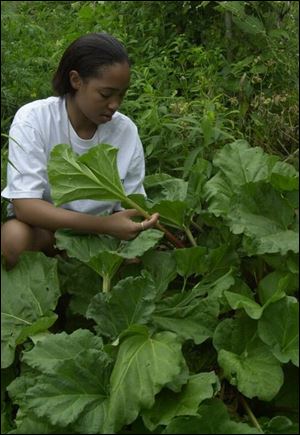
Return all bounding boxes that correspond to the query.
[144,173,188,202]
[162,399,260,433]
[258,297,299,366]
[228,183,298,255]
[142,250,177,296]
[149,200,187,228]
[87,273,157,340]
[58,258,100,316]
[270,161,299,191]
[203,171,233,216]
[193,269,235,301]
[153,293,219,344]
[119,229,164,258]
[25,350,110,428]
[258,270,298,304]
[224,281,285,319]
[7,331,111,433]
[174,246,207,279]
[7,414,73,434]
[213,140,276,187]
[55,229,163,284]
[185,158,212,211]
[228,183,295,236]
[213,317,284,400]
[48,143,126,206]
[1,253,60,369]
[103,330,187,433]
[22,329,103,374]
[142,372,220,430]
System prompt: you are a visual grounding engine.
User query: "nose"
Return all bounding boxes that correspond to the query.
[107,95,122,112]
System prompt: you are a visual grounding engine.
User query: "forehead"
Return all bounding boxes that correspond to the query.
[92,62,130,90]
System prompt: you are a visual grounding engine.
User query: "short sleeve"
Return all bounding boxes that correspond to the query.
[123,135,146,196]
[1,122,48,200]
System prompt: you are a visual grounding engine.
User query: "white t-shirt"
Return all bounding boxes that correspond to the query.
[1,96,146,216]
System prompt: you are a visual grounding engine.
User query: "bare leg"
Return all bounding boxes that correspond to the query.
[1,218,60,269]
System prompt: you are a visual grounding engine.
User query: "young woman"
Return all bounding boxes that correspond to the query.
[1,32,159,268]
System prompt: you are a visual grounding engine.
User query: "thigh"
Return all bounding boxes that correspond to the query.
[32,226,60,256]
[1,218,58,256]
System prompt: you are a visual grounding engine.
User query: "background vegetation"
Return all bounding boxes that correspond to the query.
[1,1,299,434]
[2,1,299,178]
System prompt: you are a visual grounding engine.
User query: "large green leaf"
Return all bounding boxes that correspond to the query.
[149,200,187,228]
[228,183,298,255]
[55,229,163,288]
[22,329,104,374]
[258,297,299,366]
[203,141,298,229]
[144,173,188,202]
[7,414,74,434]
[193,269,236,301]
[203,171,233,216]
[54,229,122,288]
[258,270,299,304]
[19,330,112,429]
[58,259,100,316]
[142,372,220,430]
[213,140,276,187]
[87,273,157,340]
[142,249,177,296]
[103,330,187,433]
[153,292,219,344]
[48,143,126,206]
[213,317,284,400]
[224,279,285,319]
[270,161,299,191]
[26,352,110,428]
[174,246,207,279]
[1,253,60,369]
[162,399,260,434]
[243,231,299,256]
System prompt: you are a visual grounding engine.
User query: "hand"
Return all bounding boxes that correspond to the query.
[101,209,160,240]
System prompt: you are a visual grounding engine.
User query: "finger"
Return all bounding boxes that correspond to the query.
[141,213,160,230]
[124,209,144,218]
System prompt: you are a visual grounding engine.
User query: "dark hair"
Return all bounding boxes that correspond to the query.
[52,32,130,96]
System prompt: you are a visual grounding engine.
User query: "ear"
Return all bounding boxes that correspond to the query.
[69,70,82,91]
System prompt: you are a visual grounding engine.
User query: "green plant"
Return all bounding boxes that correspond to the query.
[2,139,298,434]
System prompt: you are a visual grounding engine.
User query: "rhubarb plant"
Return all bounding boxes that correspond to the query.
[1,140,298,434]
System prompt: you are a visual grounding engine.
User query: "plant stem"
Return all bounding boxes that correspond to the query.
[184,225,197,247]
[181,277,188,292]
[102,274,111,293]
[191,219,203,232]
[239,395,263,433]
[125,197,186,248]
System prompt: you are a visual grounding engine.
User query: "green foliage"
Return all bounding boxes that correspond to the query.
[1,252,60,368]
[2,137,299,433]
[1,2,299,434]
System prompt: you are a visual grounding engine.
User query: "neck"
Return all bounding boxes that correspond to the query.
[65,94,97,140]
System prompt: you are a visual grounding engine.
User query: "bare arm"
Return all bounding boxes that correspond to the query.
[12,199,159,240]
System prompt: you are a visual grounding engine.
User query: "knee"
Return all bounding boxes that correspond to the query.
[1,219,34,268]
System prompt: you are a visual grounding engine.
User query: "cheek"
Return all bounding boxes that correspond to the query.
[82,92,105,113]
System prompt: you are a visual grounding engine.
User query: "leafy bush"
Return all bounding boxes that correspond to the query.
[2,139,298,434]
[1,3,299,433]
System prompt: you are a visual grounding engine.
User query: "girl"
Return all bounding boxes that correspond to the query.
[1,32,159,268]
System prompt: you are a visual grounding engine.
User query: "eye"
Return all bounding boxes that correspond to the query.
[99,92,112,99]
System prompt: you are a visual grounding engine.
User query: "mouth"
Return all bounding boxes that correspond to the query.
[101,113,114,121]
